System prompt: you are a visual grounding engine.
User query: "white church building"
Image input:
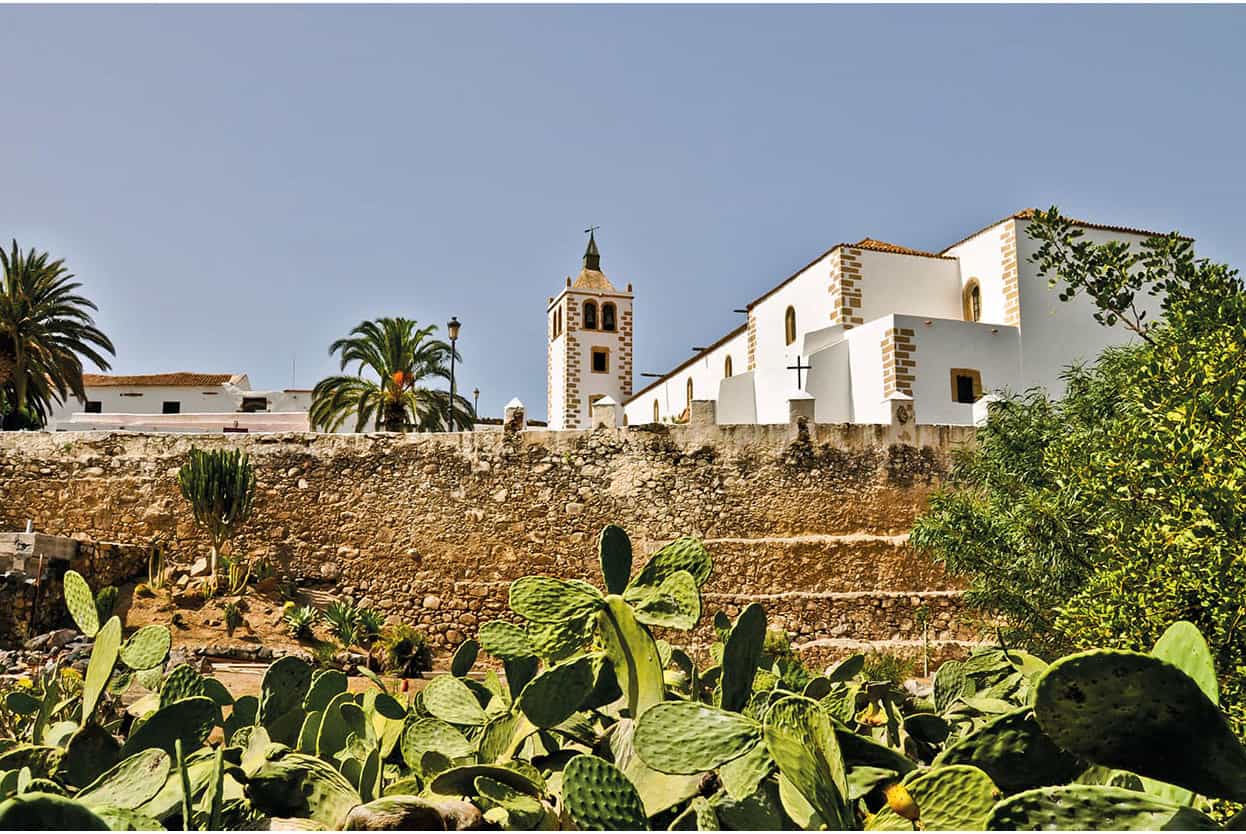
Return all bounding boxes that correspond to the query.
[547,210,1177,429]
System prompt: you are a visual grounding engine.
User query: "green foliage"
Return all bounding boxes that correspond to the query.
[862,650,914,687]
[282,605,320,640]
[9,522,1246,831]
[93,586,118,625]
[354,607,384,647]
[323,599,359,647]
[912,208,1246,731]
[309,317,474,432]
[374,622,432,677]
[222,601,243,637]
[177,447,256,590]
[0,240,115,430]
[63,570,99,637]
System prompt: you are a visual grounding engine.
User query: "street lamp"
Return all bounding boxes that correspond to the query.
[447,316,461,432]
[472,387,480,419]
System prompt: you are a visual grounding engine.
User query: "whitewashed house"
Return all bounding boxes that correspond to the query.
[544,210,1179,428]
[48,372,312,433]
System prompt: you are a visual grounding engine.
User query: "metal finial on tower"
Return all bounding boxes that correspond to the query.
[583,226,601,270]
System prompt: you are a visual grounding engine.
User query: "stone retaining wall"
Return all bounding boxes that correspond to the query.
[0,412,978,660]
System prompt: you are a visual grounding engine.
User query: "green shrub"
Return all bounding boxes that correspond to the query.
[283,605,320,640]
[223,601,243,637]
[862,650,914,686]
[355,607,384,647]
[374,623,432,677]
[323,600,359,648]
[94,585,118,624]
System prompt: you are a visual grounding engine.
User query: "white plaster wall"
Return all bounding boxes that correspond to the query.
[853,250,962,324]
[547,332,567,430]
[623,328,745,424]
[844,316,893,424]
[717,373,758,424]
[1014,222,1163,397]
[806,340,853,423]
[894,315,1021,426]
[749,252,837,380]
[942,221,1012,326]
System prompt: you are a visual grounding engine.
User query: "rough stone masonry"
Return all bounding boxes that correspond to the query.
[0,407,980,665]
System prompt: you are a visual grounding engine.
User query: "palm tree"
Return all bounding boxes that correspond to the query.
[0,241,115,430]
[309,317,475,433]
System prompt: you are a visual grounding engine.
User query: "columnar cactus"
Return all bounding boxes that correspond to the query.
[177,446,256,591]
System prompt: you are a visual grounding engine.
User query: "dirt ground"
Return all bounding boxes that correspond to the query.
[115,580,439,700]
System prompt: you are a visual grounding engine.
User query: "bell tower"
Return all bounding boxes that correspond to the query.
[547,231,634,430]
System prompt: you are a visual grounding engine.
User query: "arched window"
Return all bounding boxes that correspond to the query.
[963,280,982,322]
[601,302,617,332]
[686,378,694,408]
[583,301,598,330]
[784,306,797,346]
[724,355,733,378]
[653,400,660,422]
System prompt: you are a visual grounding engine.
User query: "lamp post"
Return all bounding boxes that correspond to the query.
[447,316,461,432]
[472,387,480,419]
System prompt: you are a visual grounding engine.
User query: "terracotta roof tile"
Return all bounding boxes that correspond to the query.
[852,238,955,260]
[82,372,241,387]
[940,208,1192,254]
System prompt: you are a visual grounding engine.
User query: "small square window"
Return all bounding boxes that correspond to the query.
[591,348,609,373]
[84,401,102,414]
[949,368,983,404]
[241,396,269,413]
[162,401,181,414]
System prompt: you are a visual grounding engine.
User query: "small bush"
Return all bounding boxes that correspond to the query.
[355,607,384,647]
[862,650,914,686]
[324,600,359,648]
[94,586,119,623]
[373,623,432,677]
[223,601,244,637]
[284,605,321,640]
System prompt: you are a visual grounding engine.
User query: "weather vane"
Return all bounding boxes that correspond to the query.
[584,225,600,235]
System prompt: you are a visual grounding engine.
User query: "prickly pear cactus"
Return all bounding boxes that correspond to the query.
[867,765,998,830]
[629,537,712,591]
[258,656,312,725]
[561,754,648,830]
[599,524,633,594]
[720,603,766,712]
[933,659,968,712]
[82,616,122,726]
[0,792,109,829]
[934,707,1082,794]
[75,749,170,810]
[63,570,100,638]
[515,655,595,729]
[119,626,171,672]
[634,701,761,774]
[160,663,207,708]
[1151,620,1218,704]
[118,696,216,760]
[1034,649,1246,802]
[235,749,361,829]
[59,725,120,789]
[401,719,473,774]
[450,639,479,678]
[764,696,853,830]
[302,669,348,713]
[508,576,604,623]
[477,620,536,660]
[628,570,701,631]
[422,675,488,726]
[986,785,1220,830]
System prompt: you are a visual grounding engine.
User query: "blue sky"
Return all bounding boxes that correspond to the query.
[3,5,1244,421]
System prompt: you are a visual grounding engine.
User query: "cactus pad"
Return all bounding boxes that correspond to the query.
[59,725,121,789]
[119,626,171,672]
[118,696,216,760]
[0,793,109,829]
[429,763,544,798]
[526,617,591,663]
[302,669,347,713]
[515,655,595,729]
[76,749,170,810]
[82,616,122,726]
[718,739,774,800]
[477,620,537,660]
[933,659,968,712]
[561,754,648,831]
[934,707,1082,794]
[867,765,998,830]
[237,750,361,829]
[597,596,665,719]
[634,701,761,774]
[628,570,701,631]
[508,576,604,623]
[160,663,206,708]
[422,675,488,726]
[63,570,100,638]
[599,524,633,594]
[986,784,1220,830]
[1151,620,1219,704]
[629,537,712,590]
[450,639,479,677]
[1034,649,1246,801]
[764,695,852,830]
[720,603,766,713]
[259,656,313,726]
[401,719,473,773]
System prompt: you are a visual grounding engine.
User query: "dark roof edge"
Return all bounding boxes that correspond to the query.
[623,322,748,406]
